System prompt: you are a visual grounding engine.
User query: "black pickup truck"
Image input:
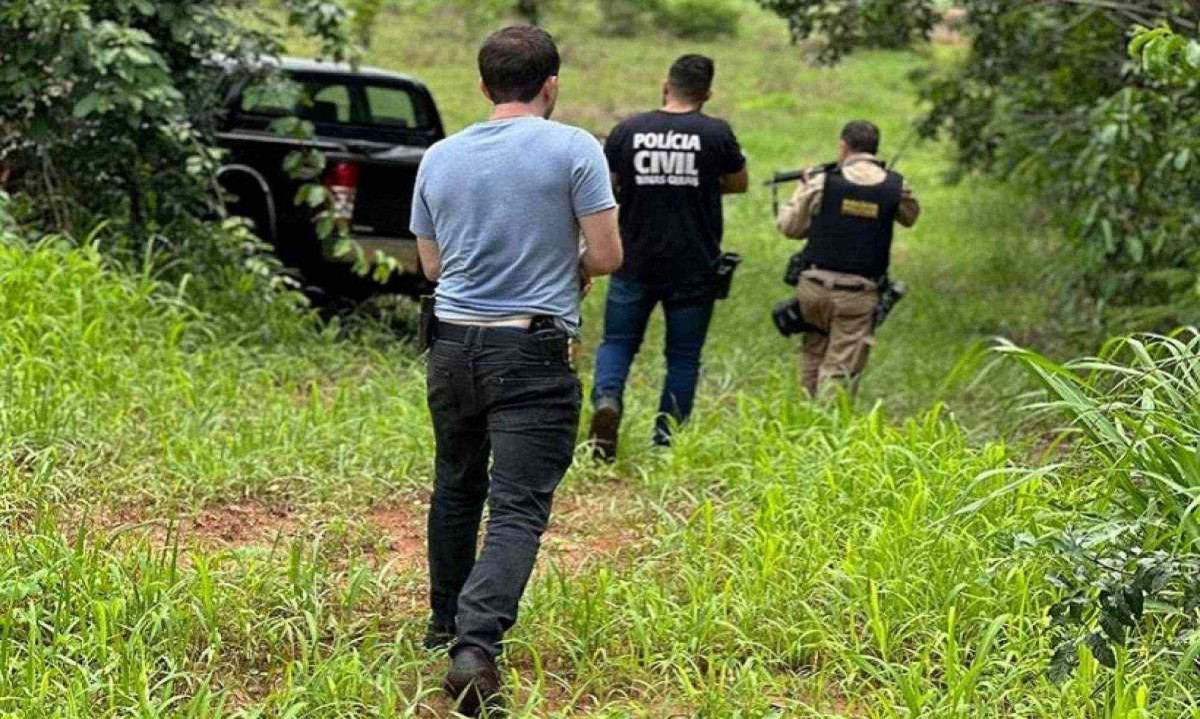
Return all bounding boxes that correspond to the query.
[216,58,445,301]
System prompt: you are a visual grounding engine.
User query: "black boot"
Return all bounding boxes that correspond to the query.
[444,644,503,717]
[423,619,456,651]
[588,396,621,463]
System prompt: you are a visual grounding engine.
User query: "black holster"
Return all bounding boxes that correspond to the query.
[713,252,742,300]
[783,250,808,287]
[873,278,907,329]
[417,295,437,353]
[772,298,827,337]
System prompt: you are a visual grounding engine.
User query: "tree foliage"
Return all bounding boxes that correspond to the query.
[921,2,1199,318]
[1131,23,1200,77]
[757,0,1200,318]
[0,0,357,252]
[349,0,387,47]
[755,0,940,61]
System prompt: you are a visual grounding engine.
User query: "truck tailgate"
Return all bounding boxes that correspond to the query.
[342,145,424,240]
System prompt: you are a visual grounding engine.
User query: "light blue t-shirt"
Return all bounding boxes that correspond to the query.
[410,117,616,333]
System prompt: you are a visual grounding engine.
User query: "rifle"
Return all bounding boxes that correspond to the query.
[765,125,919,215]
[767,127,919,332]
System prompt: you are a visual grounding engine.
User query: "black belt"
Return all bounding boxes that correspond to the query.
[435,321,534,347]
[804,275,872,292]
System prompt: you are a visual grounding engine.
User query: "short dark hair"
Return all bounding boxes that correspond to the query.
[478,25,561,104]
[841,121,881,155]
[667,54,715,103]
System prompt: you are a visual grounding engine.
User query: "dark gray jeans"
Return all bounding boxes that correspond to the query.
[425,324,581,658]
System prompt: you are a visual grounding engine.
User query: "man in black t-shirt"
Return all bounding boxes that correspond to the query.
[588,54,748,461]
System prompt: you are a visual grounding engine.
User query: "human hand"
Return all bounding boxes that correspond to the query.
[578,263,593,296]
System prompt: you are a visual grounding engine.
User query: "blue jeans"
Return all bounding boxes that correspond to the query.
[592,276,715,444]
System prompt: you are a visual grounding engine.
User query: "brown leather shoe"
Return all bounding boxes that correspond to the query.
[444,645,503,717]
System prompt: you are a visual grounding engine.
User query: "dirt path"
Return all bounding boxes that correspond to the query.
[94,480,655,576]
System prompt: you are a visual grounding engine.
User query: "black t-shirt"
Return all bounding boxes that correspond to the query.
[605,110,746,292]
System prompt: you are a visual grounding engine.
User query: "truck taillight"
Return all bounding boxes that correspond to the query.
[324,161,359,222]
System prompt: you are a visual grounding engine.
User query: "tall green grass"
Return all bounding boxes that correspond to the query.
[992,331,1200,711]
[1000,329,1200,546]
[0,234,431,509]
[0,515,439,718]
[4,10,1193,718]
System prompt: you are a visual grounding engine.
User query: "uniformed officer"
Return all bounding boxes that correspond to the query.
[775,121,920,397]
[411,26,622,716]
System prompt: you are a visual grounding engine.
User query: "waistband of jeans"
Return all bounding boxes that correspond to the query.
[435,321,567,350]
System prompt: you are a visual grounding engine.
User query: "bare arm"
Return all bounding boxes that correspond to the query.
[416,237,441,281]
[578,207,622,277]
[721,167,749,195]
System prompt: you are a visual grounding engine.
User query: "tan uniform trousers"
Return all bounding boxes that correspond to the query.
[796,268,878,397]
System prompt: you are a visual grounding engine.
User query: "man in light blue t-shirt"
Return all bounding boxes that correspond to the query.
[411,110,616,333]
[409,24,621,716]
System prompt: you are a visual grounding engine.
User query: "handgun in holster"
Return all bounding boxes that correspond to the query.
[873,278,907,330]
[713,252,743,300]
[529,316,574,367]
[417,295,437,353]
[783,250,808,287]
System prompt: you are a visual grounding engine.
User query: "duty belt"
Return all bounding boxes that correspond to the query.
[804,275,873,292]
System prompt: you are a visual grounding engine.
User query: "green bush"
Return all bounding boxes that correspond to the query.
[596,0,740,38]
[999,328,1200,680]
[596,0,658,36]
[756,0,1200,319]
[657,0,741,38]
[0,0,356,255]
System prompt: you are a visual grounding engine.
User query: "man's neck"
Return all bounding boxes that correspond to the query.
[660,99,701,114]
[490,102,544,121]
[841,152,878,165]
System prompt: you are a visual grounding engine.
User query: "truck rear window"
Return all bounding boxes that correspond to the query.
[238,74,435,134]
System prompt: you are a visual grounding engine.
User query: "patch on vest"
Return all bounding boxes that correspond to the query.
[840,199,880,219]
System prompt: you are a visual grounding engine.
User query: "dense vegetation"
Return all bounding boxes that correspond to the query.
[2,1,1200,716]
[371,0,744,39]
[758,0,1200,324]
[0,0,364,306]
[0,0,361,231]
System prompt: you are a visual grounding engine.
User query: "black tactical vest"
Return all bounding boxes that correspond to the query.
[802,162,904,280]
